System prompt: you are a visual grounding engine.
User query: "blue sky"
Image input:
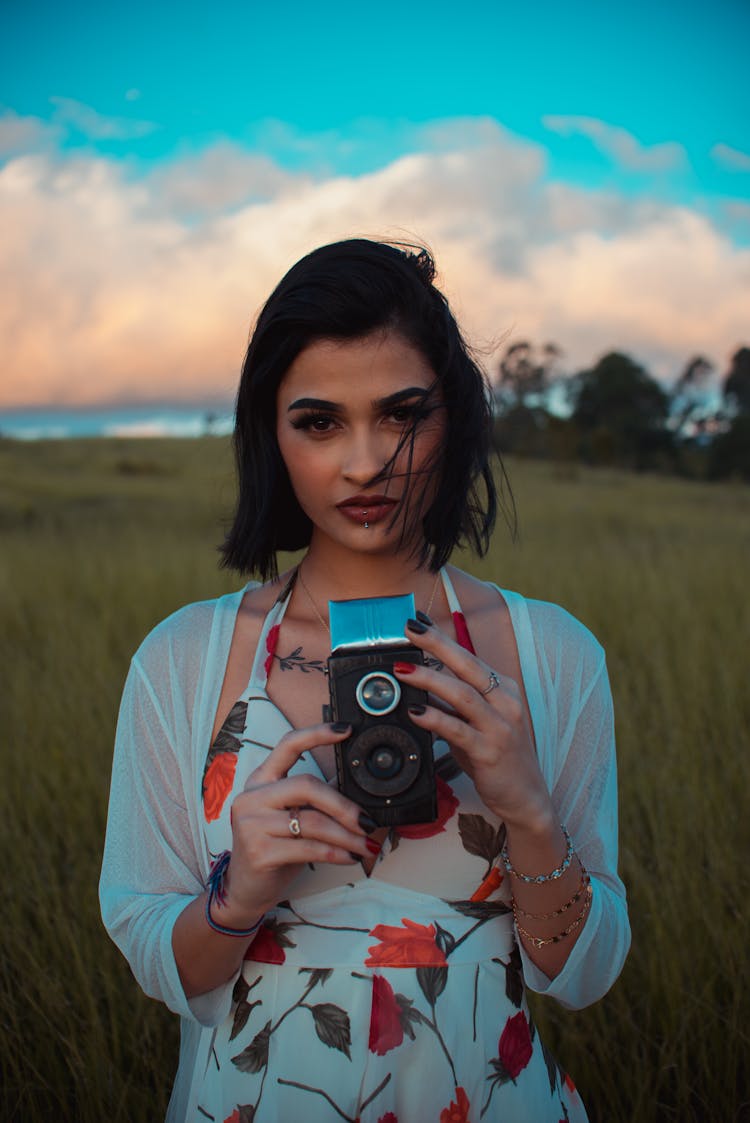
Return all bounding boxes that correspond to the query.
[1,0,749,408]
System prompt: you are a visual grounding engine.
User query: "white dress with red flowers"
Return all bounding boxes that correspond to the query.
[195,571,588,1123]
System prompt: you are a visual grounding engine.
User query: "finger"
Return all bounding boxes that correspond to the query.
[238,771,366,834]
[395,659,521,731]
[272,807,371,856]
[406,620,522,706]
[406,702,510,762]
[250,722,351,784]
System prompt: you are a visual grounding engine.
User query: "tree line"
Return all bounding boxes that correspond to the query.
[492,344,750,481]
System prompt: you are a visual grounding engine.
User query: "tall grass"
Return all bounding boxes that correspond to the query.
[1,438,748,1121]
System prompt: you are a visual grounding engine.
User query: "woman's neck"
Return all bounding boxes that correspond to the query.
[298,539,439,604]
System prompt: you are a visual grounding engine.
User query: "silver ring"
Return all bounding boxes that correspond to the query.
[288,808,302,837]
[481,670,502,696]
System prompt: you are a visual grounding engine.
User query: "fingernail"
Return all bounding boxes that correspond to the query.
[358,811,378,832]
[349,852,362,863]
[416,610,433,626]
[330,721,350,733]
[366,837,382,855]
[406,618,428,634]
[408,704,427,716]
[393,661,417,674]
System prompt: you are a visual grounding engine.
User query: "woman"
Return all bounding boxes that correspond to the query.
[100,239,630,1122]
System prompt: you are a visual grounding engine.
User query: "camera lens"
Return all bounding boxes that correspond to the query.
[366,745,403,780]
[356,672,400,716]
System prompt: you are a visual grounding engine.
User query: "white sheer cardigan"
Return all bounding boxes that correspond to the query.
[100,582,631,1121]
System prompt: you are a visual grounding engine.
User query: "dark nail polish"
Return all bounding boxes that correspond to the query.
[330,721,350,733]
[358,811,378,832]
[349,852,362,862]
[406,618,428,634]
[416,610,433,626]
[408,704,427,716]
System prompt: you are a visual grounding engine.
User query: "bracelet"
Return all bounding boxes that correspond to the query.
[513,883,592,949]
[500,825,574,884]
[513,866,590,921]
[204,850,264,939]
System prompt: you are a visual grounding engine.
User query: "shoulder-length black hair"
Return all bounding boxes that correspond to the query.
[221,238,505,579]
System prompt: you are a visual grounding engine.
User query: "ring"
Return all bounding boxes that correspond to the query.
[481,670,502,696]
[288,808,302,838]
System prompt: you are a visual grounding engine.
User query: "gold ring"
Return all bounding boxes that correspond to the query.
[481,670,501,696]
[288,808,302,838]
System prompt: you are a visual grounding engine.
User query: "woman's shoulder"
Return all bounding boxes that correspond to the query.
[131,584,257,673]
[448,567,605,668]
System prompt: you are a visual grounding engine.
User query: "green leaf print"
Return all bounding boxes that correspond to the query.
[310,1003,352,1059]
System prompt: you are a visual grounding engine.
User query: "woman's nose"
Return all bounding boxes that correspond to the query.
[341,429,391,485]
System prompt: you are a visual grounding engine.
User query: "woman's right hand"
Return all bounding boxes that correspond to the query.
[218,722,370,926]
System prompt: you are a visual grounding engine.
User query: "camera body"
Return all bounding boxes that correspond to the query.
[326,593,436,827]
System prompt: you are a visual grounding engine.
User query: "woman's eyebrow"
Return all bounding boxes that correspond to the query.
[375,386,430,408]
[287,397,340,412]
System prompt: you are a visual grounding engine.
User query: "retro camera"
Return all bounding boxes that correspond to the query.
[324,593,436,827]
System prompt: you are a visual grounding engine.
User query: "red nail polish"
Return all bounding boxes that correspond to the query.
[366,837,382,855]
[393,661,417,674]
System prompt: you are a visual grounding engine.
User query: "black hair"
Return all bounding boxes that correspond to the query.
[221,238,507,579]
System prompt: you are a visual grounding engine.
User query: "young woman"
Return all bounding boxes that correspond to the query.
[100,240,630,1122]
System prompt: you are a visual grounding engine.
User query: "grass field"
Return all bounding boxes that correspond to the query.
[1,436,748,1122]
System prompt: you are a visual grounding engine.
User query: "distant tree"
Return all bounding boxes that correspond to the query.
[723,346,750,414]
[669,355,715,437]
[497,341,562,409]
[571,351,671,467]
[708,414,750,481]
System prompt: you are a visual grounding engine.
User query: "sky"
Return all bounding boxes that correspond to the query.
[1,0,749,411]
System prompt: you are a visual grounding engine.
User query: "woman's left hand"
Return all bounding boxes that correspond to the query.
[393,619,555,832]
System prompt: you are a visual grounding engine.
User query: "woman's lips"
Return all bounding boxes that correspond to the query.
[336,496,398,525]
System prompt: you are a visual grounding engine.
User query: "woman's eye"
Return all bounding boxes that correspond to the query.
[292,413,337,434]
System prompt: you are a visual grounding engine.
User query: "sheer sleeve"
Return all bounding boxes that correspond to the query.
[99,614,237,1028]
[506,593,631,1010]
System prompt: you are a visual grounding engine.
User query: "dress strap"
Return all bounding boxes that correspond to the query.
[248,571,297,689]
[440,567,477,654]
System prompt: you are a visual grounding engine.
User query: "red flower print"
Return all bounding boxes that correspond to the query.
[378,1114,398,1123]
[203,752,238,822]
[452,611,476,654]
[263,623,281,677]
[439,1086,470,1123]
[223,1112,240,1123]
[498,1011,533,1080]
[366,918,448,968]
[398,777,459,839]
[564,1072,577,1094]
[368,976,404,1055]
[243,922,286,964]
[470,865,504,902]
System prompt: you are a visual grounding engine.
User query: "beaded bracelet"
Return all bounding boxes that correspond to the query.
[513,883,592,949]
[513,866,590,921]
[205,850,264,939]
[500,825,574,884]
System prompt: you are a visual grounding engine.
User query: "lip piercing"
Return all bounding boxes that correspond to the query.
[363,508,369,528]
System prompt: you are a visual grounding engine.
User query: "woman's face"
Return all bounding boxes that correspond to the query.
[276,331,445,558]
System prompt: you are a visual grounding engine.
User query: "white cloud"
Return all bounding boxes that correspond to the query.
[711,142,750,173]
[50,96,158,141]
[0,115,747,408]
[544,115,686,173]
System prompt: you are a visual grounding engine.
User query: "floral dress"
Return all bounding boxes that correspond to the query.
[195,570,587,1123]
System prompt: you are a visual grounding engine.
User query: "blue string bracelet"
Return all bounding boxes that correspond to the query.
[205,850,264,938]
[500,825,575,884]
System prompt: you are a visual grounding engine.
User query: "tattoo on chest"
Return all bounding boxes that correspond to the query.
[272,646,327,674]
[271,647,442,674]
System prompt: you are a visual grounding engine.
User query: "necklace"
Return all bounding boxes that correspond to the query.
[295,565,442,634]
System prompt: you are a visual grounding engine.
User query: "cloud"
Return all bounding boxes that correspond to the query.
[711,142,750,173]
[0,115,748,408]
[50,96,158,141]
[0,108,62,155]
[544,115,686,173]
